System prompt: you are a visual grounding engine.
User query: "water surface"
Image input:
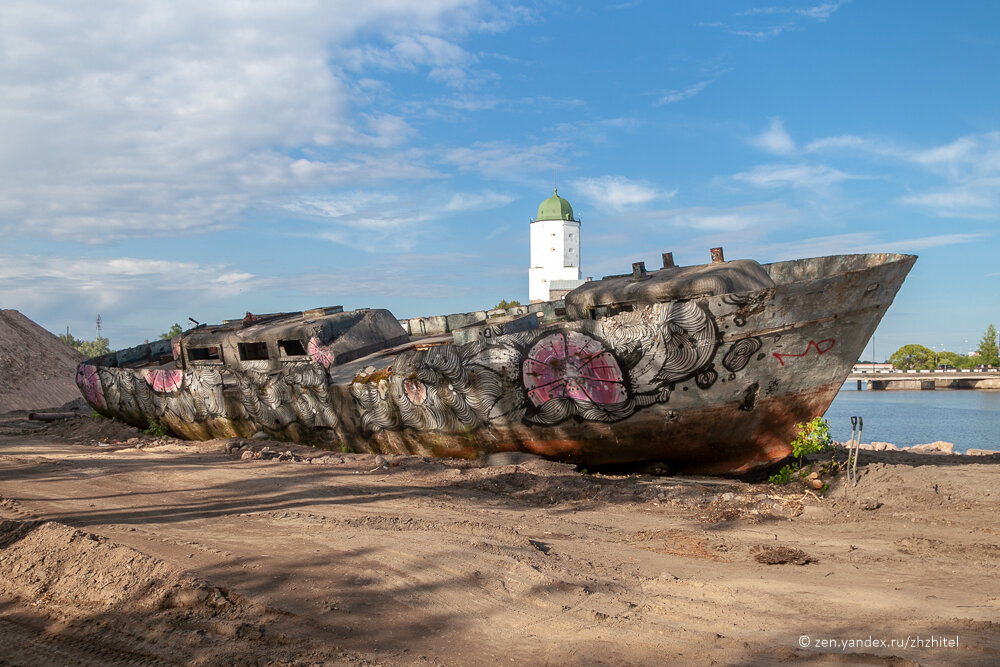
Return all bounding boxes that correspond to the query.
[823,387,999,453]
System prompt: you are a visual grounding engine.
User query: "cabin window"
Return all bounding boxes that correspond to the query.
[238,342,270,361]
[187,346,221,362]
[279,339,307,357]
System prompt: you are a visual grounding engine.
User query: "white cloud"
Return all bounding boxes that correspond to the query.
[662,202,800,232]
[899,184,1000,219]
[0,1,508,242]
[279,190,513,252]
[750,118,796,155]
[737,2,848,20]
[280,191,429,250]
[910,132,1000,178]
[656,79,713,105]
[442,140,568,178]
[442,190,514,212]
[281,192,400,220]
[706,1,848,40]
[732,25,795,39]
[0,249,488,344]
[889,233,987,251]
[279,188,514,251]
[572,176,673,211]
[749,232,878,261]
[733,163,854,190]
[0,254,265,315]
[807,131,1000,176]
[804,134,898,156]
[752,229,983,262]
[912,137,980,166]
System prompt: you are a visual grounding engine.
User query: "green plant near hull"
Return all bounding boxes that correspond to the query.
[144,420,169,437]
[790,416,833,464]
[769,417,833,485]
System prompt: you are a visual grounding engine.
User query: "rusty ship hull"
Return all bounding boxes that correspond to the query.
[75,252,916,474]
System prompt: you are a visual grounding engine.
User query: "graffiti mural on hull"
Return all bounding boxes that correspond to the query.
[353,300,721,435]
[73,252,917,473]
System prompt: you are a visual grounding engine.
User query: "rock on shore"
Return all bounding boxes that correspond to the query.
[841,440,999,455]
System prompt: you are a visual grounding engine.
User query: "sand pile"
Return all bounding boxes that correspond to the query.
[0,309,84,413]
[0,519,335,665]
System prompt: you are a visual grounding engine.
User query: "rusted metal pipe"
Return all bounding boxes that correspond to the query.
[710,247,725,264]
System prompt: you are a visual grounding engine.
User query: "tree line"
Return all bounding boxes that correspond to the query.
[58,322,183,358]
[888,324,998,370]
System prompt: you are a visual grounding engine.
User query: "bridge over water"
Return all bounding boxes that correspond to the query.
[846,369,1000,390]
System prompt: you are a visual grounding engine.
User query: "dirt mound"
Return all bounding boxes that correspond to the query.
[0,519,358,665]
[0,310,84,413]
[42,414,144,443]
[0,411,144,442]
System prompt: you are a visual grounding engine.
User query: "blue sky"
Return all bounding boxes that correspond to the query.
[1,1,998,360]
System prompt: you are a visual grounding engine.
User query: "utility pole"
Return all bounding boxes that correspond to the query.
[96,314,102,339]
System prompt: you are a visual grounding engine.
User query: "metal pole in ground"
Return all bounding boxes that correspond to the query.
[852,416,863,486]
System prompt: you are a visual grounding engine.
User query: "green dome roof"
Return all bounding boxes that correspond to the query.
[536,188,576,221]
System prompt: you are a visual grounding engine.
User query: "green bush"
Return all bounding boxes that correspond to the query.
[144,420,169,437]
[768,464,795,485]
[769,417,833,485]
[790,416,833,464]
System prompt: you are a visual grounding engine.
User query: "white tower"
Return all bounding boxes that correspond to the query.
[528,188,583,303]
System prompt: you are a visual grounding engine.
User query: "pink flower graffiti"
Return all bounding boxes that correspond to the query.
[403,378,427,405]
[307,336,335,368]
[75,364,106,410]
[142,369,184,393]
[523,331,627,407]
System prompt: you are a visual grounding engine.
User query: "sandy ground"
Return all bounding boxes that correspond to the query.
[0,407,997,666]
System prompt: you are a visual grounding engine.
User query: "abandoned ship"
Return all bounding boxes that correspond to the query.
[74,250,916,474]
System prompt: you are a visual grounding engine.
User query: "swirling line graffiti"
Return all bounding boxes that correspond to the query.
[722,290,773,327]
[353,300,726,434]
[723,337,762,373]
[78,360,340,437]
[77,300,766,442]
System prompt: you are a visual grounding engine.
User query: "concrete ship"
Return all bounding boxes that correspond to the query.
[75,250,916,474]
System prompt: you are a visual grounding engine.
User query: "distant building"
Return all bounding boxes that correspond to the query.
[528,188,586,303]
[852,363,895,373]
